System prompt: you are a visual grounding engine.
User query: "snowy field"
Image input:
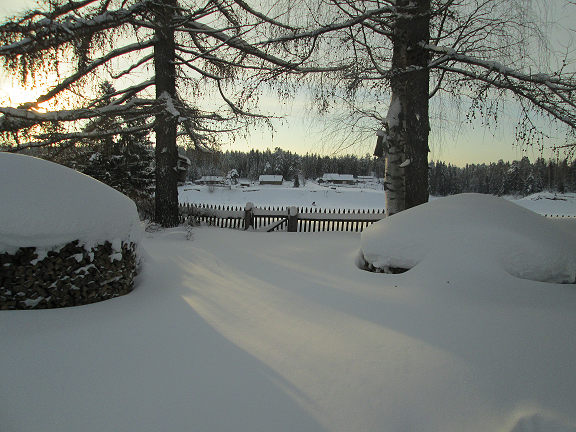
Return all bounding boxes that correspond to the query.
[2,169,576,432]
[178,181,388,210]
[178,180,576,216]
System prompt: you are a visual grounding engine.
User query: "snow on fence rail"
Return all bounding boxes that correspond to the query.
[179,203,386,232]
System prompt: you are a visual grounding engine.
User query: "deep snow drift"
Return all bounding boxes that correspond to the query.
[1,177,576,432]
[2,226,575,432]
[0,152,142,253]
[357,193,576,283]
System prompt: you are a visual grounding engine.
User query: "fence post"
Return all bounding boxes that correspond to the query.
[244,202,254,230]
[288,206,299,232]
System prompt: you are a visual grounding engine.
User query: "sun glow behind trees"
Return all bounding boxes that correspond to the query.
[0,72,565,167]
[0,75,57,112]
[0,0,574,167]
[0,0,574,168]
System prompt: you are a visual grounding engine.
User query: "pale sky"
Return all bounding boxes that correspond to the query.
[0,0,574,166]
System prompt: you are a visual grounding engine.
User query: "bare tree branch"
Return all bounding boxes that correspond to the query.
[0,2,152,56]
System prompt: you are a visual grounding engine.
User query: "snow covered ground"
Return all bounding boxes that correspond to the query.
[178,180,576,216]
[2,174,576,432]
[178,181,387,210]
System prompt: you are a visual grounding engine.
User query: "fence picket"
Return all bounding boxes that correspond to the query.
[179,202,386,232]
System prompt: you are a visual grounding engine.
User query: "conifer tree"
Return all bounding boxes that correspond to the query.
[79,82,155,212]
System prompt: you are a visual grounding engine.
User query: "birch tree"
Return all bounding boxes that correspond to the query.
[297,0,576,215]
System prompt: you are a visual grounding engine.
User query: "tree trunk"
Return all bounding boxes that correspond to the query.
[154,0,180,228]
[385,0,430,216]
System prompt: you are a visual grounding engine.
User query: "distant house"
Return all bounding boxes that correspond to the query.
[259,175,283,185]
[321,173,356,185]
[356,176,376,184]
[196,175,225,185]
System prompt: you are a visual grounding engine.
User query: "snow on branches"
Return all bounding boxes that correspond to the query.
[424,43,576,131]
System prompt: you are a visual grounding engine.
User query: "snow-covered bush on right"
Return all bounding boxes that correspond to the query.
[356,193,576,284]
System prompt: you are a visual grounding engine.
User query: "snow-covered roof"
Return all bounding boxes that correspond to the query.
[358,193,576,284]
[356,176,376,182]
[259,175,283,182]
[178,154,191,164]
[198,176,224,182]
[0,153,142,253]
[322,173,355,181]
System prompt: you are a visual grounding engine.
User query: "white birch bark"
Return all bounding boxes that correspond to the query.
[384,95,406,217]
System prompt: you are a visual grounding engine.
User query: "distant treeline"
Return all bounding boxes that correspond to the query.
[181,147,386,182]
[429,157,575,197]
[182,147,575,196]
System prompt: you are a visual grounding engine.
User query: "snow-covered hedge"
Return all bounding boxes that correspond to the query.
[356,193,576,284]
[0,153,143,309]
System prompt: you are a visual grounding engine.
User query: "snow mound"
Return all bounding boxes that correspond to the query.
[509,414,576,432]
[0,153,142,253]
[357,193,576,283]
[514,192,576,217]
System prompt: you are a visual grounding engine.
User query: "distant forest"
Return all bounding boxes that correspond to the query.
[182,147,576,197]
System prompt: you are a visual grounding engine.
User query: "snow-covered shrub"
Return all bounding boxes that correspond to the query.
[357,193,576,284]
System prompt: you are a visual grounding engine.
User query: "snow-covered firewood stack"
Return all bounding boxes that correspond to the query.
[1,240,138,309]
[0,153,143,309]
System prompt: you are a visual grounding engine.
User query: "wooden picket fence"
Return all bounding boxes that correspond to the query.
[179,203,386,232]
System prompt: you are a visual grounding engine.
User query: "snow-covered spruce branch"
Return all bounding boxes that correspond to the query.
[181,21,348,73]
[175,44,281,73]
[154,91,267,149]
[14,0,99,26]
[232,0,295,31]
[87,80,156,109]
[256,5,397,45]
[78,80,156,114]
[5,121,155,152]
[156,92,233,128]
[0,98,158,132]
[18,39,155,109]
[0,2,151,56]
